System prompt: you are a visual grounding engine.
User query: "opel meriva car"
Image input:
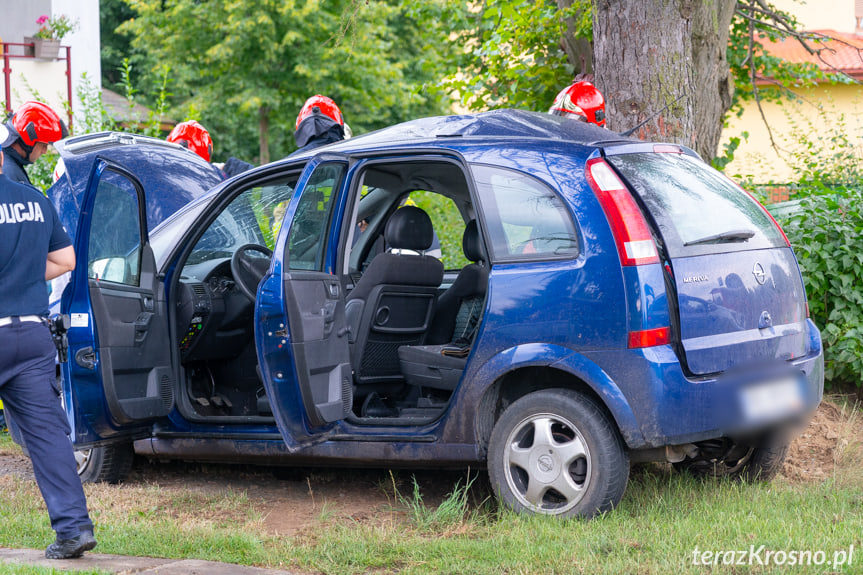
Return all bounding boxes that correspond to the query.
[47,109,823,518]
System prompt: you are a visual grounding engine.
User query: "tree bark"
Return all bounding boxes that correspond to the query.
[591,0,736,160]
[557,0,594,76]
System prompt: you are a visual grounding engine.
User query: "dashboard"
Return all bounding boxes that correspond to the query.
[176,258,255,362]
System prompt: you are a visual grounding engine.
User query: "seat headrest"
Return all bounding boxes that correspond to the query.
[385,206,434,252]
[462,219,484,263]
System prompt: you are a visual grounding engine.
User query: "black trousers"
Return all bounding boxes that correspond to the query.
[0,318,93,539]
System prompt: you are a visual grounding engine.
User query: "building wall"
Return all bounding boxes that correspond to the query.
[719,0,861,184]
[774,0,855,34]
[0,0,52,44]
[55,0,102,125]
[722,84,863,184]
[0,0,100,130]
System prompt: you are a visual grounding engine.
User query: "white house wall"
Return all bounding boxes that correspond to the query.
[0,0,100,130]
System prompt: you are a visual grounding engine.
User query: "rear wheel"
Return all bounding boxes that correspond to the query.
[674,439,789,482]
[487,389,629,518]
[76,444,134,484]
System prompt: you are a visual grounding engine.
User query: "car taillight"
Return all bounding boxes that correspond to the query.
[587,158,669,349]
[628,327,670,349]
[585,158,659,266]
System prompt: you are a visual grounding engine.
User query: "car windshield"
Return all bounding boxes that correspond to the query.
[607,152,785,256]
[184,177,298,273]
[151,199,212,269]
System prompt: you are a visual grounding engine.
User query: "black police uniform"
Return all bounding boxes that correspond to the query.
[0,145,34,187]
[0,171,95,545]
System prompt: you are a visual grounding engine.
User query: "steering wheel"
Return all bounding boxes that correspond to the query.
[230,244,273,302]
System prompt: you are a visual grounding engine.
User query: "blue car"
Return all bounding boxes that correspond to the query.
[48,110,823,518]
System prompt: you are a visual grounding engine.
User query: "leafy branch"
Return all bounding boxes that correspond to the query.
[731,0,861,158]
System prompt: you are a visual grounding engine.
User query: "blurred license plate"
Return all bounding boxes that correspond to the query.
[740,377,803,422]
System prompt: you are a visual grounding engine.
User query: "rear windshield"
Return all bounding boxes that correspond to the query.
[607,152,785,257]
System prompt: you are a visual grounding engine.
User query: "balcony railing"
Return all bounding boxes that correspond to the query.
[1,41,73,130]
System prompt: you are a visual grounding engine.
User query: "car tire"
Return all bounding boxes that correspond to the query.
[487,389,629,518]
[76,443,134,484]
[674,442,789,482]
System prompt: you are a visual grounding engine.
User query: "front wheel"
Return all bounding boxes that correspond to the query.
[76,443,134,484]
[487,389,629,518]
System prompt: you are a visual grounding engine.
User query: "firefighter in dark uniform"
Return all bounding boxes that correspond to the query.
[166,119,254,178]
[1,101,68,187]
[289,95,349,156]
[0,133,97,558]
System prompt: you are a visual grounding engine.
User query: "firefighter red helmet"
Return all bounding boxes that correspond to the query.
[295,95,344,131]
[549,81,606,127]
[9,101,68,146]
[167,120,213,162]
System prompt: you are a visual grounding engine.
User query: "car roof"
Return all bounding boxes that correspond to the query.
[49,132,224,241]
[289,109,639,159]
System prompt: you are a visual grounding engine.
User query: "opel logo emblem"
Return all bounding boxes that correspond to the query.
[538,454,554,473]
[752,262,766,285]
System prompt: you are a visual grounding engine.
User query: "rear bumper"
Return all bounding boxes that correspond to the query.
[585,319,824,449]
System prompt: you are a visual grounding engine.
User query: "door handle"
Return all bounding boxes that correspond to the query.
[134,312,153,344]
[75,347,96,370]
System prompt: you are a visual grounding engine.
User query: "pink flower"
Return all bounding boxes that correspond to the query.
[36,15,49,25]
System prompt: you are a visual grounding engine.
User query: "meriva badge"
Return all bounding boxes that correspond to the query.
[683,274,709,284]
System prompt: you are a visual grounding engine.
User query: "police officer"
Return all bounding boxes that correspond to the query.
[0,145,97,559]
[1,101,68,187]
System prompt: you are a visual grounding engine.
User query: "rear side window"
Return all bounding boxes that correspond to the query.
[607,153,785,256]
[473,164,578,260]
[407,190,469,270]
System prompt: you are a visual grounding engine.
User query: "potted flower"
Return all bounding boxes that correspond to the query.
[24,14,78,60]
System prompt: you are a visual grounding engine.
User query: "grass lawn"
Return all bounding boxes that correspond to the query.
[0,401,860,574]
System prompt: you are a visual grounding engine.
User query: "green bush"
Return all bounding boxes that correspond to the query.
[26,63,169,193]
[776,188,863,388]
[748,99,863,389]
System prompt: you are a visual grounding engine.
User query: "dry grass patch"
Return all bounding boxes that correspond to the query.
[83,481,264,534]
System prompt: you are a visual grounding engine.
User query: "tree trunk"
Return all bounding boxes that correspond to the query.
[592,0,736,160]
[259,106,270,165]
[557,0,593,76]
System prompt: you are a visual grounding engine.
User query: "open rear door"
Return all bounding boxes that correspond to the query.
[256,159,353,451]
[61,158,173,447]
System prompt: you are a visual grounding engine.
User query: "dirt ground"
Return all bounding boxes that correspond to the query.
[0,398,859,536]
[782,397,860,483]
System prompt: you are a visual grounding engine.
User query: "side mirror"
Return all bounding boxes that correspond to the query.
[88,257,128,283]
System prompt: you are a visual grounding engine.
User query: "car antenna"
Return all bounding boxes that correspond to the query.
[619,91,690,137]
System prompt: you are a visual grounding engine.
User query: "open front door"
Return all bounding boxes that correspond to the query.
[61,159,173,447]
[256,159,352,450]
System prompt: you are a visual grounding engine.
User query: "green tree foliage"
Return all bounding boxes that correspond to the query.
[100,0,154,92]
[442,0,587,112]
[443,1,841,139]
[119,0,459,163]
[726,5,847,118]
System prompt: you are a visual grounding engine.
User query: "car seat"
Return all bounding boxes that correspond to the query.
[398,219,488,391]
[345,206,444,386]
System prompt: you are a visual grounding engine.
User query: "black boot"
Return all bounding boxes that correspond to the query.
[45,530,97,559]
